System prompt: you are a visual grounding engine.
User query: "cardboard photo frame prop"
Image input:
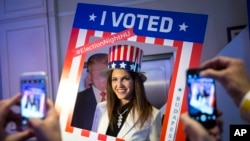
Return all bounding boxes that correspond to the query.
[55,3,208,141]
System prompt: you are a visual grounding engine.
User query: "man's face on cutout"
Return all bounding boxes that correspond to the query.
[88,62,107,91]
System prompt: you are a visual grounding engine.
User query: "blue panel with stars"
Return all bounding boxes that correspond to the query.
[73,3,208,43]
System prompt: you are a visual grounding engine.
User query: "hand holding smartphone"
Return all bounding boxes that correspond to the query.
[186,68,217,129]
[20,71,47,130]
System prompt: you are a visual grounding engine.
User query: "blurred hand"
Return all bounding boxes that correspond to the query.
[215,110,223,135]
[28,99,62,141]
[181,113,212,141]
[0,94,32,141]
[208,125,221,141]
[181,105,223,141]
[200,56,250,107]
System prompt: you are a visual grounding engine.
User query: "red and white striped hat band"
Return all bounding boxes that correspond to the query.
[108,45,144,73]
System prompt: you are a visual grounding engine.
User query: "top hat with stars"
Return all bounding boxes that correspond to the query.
[106,44,147,82]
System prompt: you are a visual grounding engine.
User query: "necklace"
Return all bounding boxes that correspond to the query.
[117,108,129,128]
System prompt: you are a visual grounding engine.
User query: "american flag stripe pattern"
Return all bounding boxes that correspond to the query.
[108,45,144,73]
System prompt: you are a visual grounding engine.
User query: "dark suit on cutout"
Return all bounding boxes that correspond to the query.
[71,86,97,130]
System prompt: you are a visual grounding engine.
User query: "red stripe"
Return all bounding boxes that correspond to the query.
[136,35,146,42]
[122,45,128,60]
[77,54,86,84]
[111,46,115,62]
[98,134,107,140]
[103,31,112,37]
[154,38,164,45]
[116,138,125,141]
[108,47,110,63]
[160,40,183,141]
[81,129,90,137]
[85,30,95,44]
[65,111,74,133]
[129,46,134,61]
[61,28,79,79]
[117,45,121,61]
[189,43,203,68]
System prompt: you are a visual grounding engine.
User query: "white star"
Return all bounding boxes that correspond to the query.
[89,13,97,21]
[130,64,135,71]
[120,62,126,68]
[179,22,188,31]
[111,62,116,68]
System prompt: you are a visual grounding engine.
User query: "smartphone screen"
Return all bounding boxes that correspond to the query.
[186,69,217,129]
[20,72,47,129]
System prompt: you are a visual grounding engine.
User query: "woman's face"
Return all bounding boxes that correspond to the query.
[111,69,134,105]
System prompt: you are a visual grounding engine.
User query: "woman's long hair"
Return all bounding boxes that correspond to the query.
[106,69,153,130]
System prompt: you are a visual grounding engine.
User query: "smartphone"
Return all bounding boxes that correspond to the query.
[20,71,47,129]
[186,68,217,129]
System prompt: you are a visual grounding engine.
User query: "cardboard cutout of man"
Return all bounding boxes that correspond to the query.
[71,53,108,130]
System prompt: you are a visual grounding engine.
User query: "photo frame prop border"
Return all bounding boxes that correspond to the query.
[55,3,208,141]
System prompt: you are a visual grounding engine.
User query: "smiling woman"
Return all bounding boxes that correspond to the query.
[110,69,134,104]
[91,45,162,141]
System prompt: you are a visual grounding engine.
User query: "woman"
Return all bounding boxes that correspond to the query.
[91,45,162,140]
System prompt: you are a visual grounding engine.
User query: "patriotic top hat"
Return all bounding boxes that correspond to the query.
[106,45,147,81]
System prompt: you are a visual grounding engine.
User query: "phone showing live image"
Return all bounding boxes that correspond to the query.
[20,71,47,130]
[186,68,217,129]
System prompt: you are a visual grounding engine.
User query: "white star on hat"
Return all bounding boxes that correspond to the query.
[120,62,126,68]
[111,62,116,68]
[130,64,135,71]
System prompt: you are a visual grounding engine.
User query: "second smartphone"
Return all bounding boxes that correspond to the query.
[186,68,217,129]
[20,71,47,129]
